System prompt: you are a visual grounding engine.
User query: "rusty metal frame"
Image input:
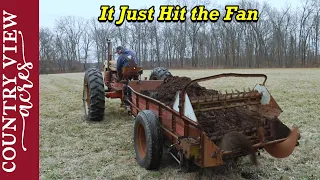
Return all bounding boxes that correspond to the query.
[125,74,299,168]
[179,73,268,116]
[128,85,199,128]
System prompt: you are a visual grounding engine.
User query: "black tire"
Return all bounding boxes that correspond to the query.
[134,110,163,170]
[83,68,105,121]
[149,67,172,80]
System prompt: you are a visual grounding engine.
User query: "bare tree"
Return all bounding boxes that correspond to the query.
[39,0,320,73]
[81,21,93,70]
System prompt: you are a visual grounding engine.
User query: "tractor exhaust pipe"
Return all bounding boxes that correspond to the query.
[107,39,112,70]
[107,39,112,61]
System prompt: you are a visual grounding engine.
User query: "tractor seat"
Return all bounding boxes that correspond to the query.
[122,66,143,79]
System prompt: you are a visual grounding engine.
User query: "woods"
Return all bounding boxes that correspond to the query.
[39,0,320,74]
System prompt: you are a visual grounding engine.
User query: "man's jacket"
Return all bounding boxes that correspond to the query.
[116,48,138,72]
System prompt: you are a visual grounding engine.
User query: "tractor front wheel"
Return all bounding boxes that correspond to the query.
[83,68,105,121]
[134,110,163,170]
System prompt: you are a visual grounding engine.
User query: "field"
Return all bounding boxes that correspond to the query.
[40,69,320,180]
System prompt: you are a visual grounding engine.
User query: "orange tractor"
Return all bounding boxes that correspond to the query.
[82,40,300,171]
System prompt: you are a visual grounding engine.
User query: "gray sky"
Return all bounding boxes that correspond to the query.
[40,0,301,29]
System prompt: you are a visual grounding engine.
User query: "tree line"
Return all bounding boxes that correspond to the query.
[40,0,320,74]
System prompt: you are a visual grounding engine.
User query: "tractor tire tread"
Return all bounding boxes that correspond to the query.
[134,110,163,170]
[83,68,105,121]
[149,67,172,80]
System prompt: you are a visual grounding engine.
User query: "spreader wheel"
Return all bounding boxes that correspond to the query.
[134,110,163,170]
[149,67,172,80]
[83,68,105,121]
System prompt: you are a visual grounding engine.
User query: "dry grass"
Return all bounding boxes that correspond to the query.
[40,69,320,180]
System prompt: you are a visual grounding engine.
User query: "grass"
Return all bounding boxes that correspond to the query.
[40,69,320,180]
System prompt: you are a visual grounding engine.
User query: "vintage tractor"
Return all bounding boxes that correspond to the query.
[82,40,300,171]
[82,40,171,121]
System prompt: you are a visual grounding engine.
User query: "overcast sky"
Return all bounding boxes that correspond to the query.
[40,0,302,29]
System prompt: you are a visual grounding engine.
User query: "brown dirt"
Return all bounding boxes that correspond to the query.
[141,76,218,106]
[218,131,258,165]
[196,107,262,136]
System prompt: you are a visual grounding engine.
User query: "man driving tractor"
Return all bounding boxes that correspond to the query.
[115,46,138,80]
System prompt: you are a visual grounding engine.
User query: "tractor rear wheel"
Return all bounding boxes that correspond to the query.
[83,68,105,121]
[134,110,163,170]
[149,67,172,80]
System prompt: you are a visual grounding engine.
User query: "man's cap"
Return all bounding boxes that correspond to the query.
[115,46,124,54]
[116,46,124,51]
